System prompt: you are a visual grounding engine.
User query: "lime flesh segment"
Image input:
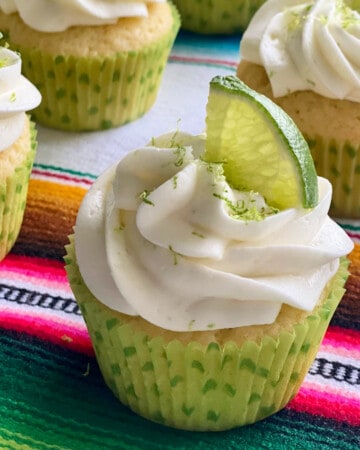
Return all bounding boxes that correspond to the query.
[204,75,318,210]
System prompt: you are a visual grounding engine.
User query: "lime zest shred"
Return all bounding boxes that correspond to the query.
[168,245,183,266]
[139,190,154,206]
[0,56,9,68]
[192,231,205,239]
[213,192,278,222]
[340,0,360,28]
[200,159,226,183]
[173,144,187,167]
[114,221,125,232]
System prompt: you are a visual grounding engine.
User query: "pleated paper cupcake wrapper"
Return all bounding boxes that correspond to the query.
[306,135,360,219]
[65,238,349,431]
[0,120,37,260]
[11,26,179,131]
[172,0,266,34]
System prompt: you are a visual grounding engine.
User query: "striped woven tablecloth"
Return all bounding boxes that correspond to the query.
[0,32,359,450]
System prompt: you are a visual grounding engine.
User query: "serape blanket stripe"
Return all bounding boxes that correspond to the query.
[1,32,360,449]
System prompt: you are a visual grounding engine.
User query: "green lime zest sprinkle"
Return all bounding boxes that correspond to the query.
[0,56,10,68]
[114,222,125,232]
[172,175,178,189]
[200,159,226,183]
[9,92,16,102]
[213,192,278,221]
[168,245,183,265]
[173,145,187,167]
[169,119,182,147]
[192,231,205,239]
[139,190,154,206]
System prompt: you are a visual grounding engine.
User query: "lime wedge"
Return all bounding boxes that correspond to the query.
[204,75,318,209]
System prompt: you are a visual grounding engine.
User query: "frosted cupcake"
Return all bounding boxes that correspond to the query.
[66,119,353,430]
[172,0,266,34]
[0,1,180,131]
[237,0,360,218]
[0,42,41,260]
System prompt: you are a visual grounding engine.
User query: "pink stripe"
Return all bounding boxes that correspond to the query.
[0,311,93,356]
[169,55,238,68]
[318,344,360,364]
[0,255,72,295]
[346,231,360,241]
[1,254,65,273]
[303,380,360,400]
[320,344,360,361]
[0,254,69,283]
[31,168,93,186]
[324,326,360,351]
[289,386,360,425]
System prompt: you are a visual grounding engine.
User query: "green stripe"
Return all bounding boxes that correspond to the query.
[0,331,358,450]
[32,162,97,180]
[338,222,360,231]
[0,429,68,450]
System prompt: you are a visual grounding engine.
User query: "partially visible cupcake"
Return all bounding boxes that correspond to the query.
[237,0,360,218]
[0,41,41,260]
[0,1,180,131]
[65,103,354,431]
[172,0,266,34]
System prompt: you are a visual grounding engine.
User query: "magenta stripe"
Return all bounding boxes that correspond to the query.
[324,327,360,350]
[169,54,237,69]
[290,385,360,425]
[31,168,93,186]
[0,254,68,284]
[0,310,93,355]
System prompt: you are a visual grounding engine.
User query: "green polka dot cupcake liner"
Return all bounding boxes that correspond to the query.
[65,237,349,431]
[172,0,266,35]
[0,120,37,261]
[306,135,360,219]
[10,32,178,132]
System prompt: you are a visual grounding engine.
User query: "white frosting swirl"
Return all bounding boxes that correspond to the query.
[0,0,165,32]
[241,0,360,100]
[0,46,41,152]
[74,132,354,332]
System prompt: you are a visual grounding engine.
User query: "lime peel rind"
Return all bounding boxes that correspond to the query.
[204,75,318,210]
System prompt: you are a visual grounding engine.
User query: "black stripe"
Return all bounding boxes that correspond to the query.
[309,357,360,386]
[0,283,81,315]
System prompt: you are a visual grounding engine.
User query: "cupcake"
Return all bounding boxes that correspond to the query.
[172,0,266,35]
[0,41,41,260]
[65,78,354,431]
[237,0,360,219]
[0,1,180,131]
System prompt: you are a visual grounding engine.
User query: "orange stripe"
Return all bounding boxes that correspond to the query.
[15,179,87,259]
